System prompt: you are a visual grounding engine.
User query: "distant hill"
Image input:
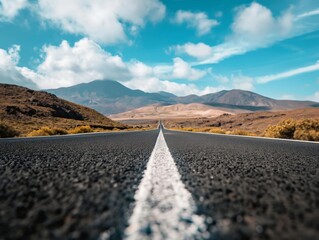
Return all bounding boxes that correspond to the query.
[0,83,125,135]
[180,89,316,111]
[109,103,235,120]
[48,80,175,115]
[47,80,318,115]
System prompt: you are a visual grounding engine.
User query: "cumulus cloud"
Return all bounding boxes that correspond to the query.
[33,38,131,88]
[200,2,294,63]
[0,45,38,89]
[124,77,224,96]
[0,0,28,21]
[36,0,166,44]
[29,39,208,89]
[213,74,229,84]
[8,39,212,95]
[232,74,254,91]
[231,2,293,44]
[171,58,206,80]
[172,42,213,60]
[211,73,254,91]
[173,2,319,65]
[173,10,218,35]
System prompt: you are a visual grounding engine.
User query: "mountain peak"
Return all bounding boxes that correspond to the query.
[47,80,317,115]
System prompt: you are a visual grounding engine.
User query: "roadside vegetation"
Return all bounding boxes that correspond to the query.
[263,119,319,141]
[0,124,154,138]
[170,127,253,136]
[170,118,319,141]
[28,127,68,137]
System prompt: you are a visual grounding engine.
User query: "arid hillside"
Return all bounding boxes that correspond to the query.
[109,103,239,120]
[164,108,319,136]
[0,84,125,136]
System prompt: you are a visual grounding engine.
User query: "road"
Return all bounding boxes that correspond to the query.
[0,128,318,239]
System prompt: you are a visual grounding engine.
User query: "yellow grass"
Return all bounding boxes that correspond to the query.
[229,129,254,136]
[169,127,253,136]
[209,127,226,134]
[263,119,319,141]
[68,125,94,134]
[28,127,68,137]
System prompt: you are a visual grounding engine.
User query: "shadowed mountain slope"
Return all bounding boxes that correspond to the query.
[0,83,124,135]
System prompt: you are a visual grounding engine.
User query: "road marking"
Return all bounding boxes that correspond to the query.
[124,130,209,240]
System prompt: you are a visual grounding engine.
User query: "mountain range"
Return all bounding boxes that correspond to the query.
[47,80,318,115]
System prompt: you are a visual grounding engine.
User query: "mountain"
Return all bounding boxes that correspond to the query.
[179,89,316,111]
[48,80,318,115]
[48,80,176,114]
[0,83,124,136]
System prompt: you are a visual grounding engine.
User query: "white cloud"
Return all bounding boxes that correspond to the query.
[0,45,37,89]
[208,73,255,91]
[37,0,166,44]
[172,57,206,80]
[172,42,213,60]
[232,74,254,91]
[0,0,28,21]
[231,2,293,44]
[32,38,131,88]
[30,39,208,88]
[129,57,207,81]
[213,74,229,84]
[173,2,319,65]
[295,9,319,20]
[173,10,218,35]
[310,92,319,102]
[199,2,294,64]
[124,77,223,96]
[7,38,213,96]
[256,61,319,83]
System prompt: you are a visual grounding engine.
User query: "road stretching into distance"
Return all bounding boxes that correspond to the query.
[0,126,318,240]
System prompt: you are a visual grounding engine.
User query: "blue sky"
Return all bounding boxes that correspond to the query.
[0,0,319,100]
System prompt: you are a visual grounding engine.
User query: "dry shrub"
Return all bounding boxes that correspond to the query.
[209,127,226,134]
[230,129,251,136]
[194,128,211,132]
[182,127,194,132]
[294,129,319,141]
[28,127,68,137]
[0,122,20,138]
[68,125,94,134]
[263,119,319,141]
[263,119,296,139]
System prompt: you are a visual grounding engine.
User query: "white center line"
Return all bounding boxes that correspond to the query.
[124,130,209,240]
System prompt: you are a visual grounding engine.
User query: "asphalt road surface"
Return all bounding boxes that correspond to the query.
[0,128,318,240]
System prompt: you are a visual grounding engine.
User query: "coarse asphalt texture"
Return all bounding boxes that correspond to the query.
[0,128,318,240]
[163,129,319,240]
[0,131,158,240]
